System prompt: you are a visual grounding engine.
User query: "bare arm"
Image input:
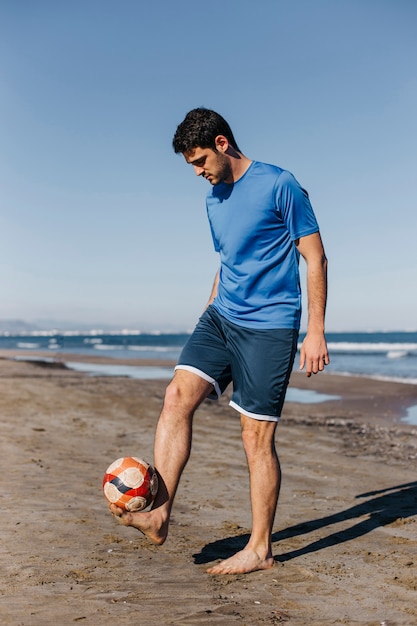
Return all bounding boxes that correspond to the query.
[205,269,220,309]
[296,232,330,377]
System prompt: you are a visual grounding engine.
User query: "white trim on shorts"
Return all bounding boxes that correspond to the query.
[174,364,222,399]
[229,400,281,423]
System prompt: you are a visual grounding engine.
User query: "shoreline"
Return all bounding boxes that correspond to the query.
[1,348,417,426]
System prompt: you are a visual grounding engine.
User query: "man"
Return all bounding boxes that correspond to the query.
[110,108,329,575]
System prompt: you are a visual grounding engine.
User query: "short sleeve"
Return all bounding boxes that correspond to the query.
[274,170,319,240]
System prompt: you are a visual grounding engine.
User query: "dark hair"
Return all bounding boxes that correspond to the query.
[172,108,240,154]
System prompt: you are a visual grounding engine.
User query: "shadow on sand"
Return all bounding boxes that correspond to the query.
[193,481,417,565]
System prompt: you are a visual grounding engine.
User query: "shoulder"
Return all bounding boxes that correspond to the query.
[272,168,309,201]
[250,162,300,189]
[250,161,285,178]
[243,161,287,192]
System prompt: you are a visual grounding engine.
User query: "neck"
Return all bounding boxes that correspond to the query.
[226,151,252,183]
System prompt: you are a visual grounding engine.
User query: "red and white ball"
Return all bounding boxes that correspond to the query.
[103,456,158,512]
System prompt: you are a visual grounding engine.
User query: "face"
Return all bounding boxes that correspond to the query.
[183,145,232,185]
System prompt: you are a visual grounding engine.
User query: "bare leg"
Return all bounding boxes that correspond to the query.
[207,414,280,575]
[109,369,213,544]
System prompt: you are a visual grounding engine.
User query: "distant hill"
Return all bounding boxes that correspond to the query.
[0,319,134,334]
[0,318,191,334]
[0,319,41,333]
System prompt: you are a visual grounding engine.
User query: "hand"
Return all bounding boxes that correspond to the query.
[299,332,330,377]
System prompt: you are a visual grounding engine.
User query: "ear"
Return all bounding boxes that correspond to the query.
[214,135,229,153]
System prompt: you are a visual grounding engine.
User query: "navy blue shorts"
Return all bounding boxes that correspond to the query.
[175,306,298,422]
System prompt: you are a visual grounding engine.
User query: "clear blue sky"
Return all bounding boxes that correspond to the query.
[1,0,416,332]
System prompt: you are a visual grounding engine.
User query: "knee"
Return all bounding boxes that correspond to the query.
[241,421,277,459]
[163,378,185,412]
[162,371,213,415]
[162,377,202,415]
[241,428,261,457]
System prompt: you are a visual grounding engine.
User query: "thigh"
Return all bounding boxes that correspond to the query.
[228,326,299,420]
[176,307,233,398]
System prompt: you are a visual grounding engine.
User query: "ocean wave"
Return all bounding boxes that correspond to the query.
[127,345,180,352]
[324,342,417,354]
[92,344,178,352]
[386,350,409,359]
[17,342,40,349]
[93,344,126,351]
[326,371,417,385]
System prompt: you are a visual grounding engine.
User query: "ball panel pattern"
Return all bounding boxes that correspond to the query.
[125,496,148,512]
[103,456,158,512]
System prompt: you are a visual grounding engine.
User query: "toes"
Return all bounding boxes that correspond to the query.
[207,563,233,575]
[206,553,274,575]
[108,503,126,518]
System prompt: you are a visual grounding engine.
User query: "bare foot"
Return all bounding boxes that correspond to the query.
[206,548,274,575]
[108,503,168,545]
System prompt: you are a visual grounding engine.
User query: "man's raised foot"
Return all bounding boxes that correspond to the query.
[109,503,168,545]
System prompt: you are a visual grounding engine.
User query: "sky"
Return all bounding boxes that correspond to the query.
[1,0,416,332]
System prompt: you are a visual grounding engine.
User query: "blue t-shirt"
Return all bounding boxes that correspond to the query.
[206,161,319,329]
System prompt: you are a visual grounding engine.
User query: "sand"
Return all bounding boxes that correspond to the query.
[0,352,416,625]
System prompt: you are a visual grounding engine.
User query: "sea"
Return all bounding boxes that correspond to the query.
[1,329,417,423]
[1,330,416,383]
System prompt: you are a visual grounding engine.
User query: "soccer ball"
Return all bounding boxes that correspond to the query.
[103,456,158,512]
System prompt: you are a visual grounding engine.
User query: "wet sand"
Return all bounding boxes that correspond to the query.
[0,352,416,625]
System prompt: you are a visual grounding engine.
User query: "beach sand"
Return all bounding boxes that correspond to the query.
[0,352,416,625]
